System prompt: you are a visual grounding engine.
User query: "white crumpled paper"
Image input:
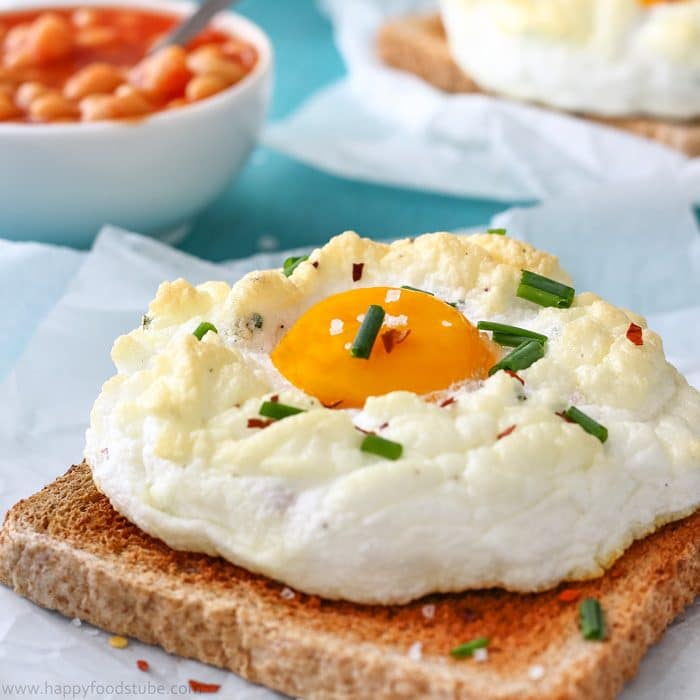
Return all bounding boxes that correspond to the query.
[264,0,697,201]
[1,200,699,697]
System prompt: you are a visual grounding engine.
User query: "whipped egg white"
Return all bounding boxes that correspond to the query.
[86,232,700,604]
[440,0,700,119]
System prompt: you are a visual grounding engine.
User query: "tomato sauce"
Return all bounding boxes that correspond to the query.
[0,6,258,123]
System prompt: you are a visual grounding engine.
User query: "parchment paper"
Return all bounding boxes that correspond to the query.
[263,0,697,202]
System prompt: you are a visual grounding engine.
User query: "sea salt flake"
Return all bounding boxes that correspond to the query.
[421,604,435,620]
[441,320,453,327]
[356,313,365,323]
[473,648,489,663]
[385,289,401,303]
[407,641,423,661]
[71,617,82,627]
[329,319,344,336]
[528,665,545,681]
[344,342,352,350]
[384,314,408,328]
[280,587,295,600]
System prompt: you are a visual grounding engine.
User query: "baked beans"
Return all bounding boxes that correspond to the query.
[0,6,257,123]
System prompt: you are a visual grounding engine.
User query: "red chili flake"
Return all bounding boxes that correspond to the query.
[270,394,279,403]
[188,680,221,693]
[626,322,643,346]
[312,261,319,269]
[247,418,274,429]
[556,411,573,423]
[381,328,411,354]
[504,370,524,386]
[497,424,516,440]
[440,397,456,408]
[322,399,343,409]
[352,262,364,282]
[354,426,375,436]
[378,422,389,430]
[136,659,149,672]
[557,588,581,603]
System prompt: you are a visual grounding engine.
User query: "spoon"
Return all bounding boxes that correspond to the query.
[150,0,238,53]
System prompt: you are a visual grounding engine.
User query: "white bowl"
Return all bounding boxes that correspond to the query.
[0,0,272,246]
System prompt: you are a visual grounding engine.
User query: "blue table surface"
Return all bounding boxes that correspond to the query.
[179,0,512,261]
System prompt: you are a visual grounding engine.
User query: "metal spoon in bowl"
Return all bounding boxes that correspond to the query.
[150,0,238,53]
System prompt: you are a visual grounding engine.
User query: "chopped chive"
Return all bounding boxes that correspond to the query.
[450,636,490,659]
[401,285,433,295]
[401,285,457,308]
[579,598,606,641]
[477,322,547,346]
[492,332,540,347]
[564,407,608,444]
[259,401,305,420]
[351,305,385,359]
[517,270,575,309]
[360,434,403,460]
[193,322,217,340]
[487,228,506,235]
[283,255,309,277]
[488,339,544,376]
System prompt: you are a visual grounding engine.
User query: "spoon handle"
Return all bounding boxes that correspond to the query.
[151,0,239,53]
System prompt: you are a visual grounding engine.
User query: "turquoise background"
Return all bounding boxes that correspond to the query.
[179,0,511,260]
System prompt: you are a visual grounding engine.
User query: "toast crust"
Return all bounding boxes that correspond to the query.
[377,15,700,158]
[1,462,698,700]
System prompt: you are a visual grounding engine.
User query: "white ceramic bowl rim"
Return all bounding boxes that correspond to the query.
[0,0,272,134]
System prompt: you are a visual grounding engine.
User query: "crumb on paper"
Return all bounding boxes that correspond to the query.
[109,635,129,649]
[71,617,82,627]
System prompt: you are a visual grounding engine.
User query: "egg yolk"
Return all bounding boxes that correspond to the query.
[270,287,499,408]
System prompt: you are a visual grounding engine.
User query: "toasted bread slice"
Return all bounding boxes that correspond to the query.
[0,463,698,700]
[377,15,700,158]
